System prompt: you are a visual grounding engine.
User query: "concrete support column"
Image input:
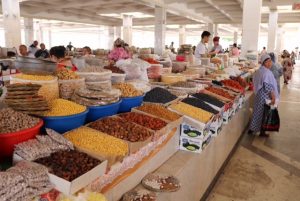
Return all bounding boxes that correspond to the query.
[267,11,278,52]
[241,0,262,57]
[34,21,43,43]
[48,27,52,48]
[154,6,166,55]
[234,31,238,44]
[115,26,122,39]
[179,25,186,45]
[1,0,21,48]
[277,29,285,53]
[214,24,218,36]
[108,26,115,49]
[207,23,214,49]
[123,15,133,46]
[24,18,34,46]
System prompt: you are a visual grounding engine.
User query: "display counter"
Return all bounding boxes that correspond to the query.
[102,91,253,201]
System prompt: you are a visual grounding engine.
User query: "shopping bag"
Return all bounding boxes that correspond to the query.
[261,104,280,132]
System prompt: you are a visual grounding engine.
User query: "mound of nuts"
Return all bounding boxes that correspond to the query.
[35,150,101,181]
[88,117,153,142]
[119,112,167,131]
[64,127,128,157]
[113,83,143,97]
[0,108,40,134]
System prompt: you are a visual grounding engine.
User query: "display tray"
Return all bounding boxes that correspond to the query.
[86,117,154,155]
[13,152,108,195]
[117,112,171,142]
[131,107,183,135]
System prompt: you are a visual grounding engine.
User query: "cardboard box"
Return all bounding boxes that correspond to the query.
[13,153,108,195]
[179,131,212,153]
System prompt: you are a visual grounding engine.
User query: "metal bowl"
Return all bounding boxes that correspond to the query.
[14,56,57,75]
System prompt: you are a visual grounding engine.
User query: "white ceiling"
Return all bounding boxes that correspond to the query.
[0,0,299,35]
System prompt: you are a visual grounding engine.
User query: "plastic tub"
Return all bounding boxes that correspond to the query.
[0,120,43,159]
[43,109,89,133]
[119,95,144,113]
[86,100,122,122]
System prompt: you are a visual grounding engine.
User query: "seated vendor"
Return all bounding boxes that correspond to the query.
[49,46,77,71]
[82,46,95,57]
[108,38,130,61]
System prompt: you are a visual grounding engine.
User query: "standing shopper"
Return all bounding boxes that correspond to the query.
[281,50,293,84]
[248,54,279,137]
[269,52,283,94]
[210,36,223,54]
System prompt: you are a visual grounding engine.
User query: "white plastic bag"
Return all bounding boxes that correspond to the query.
[116,58,150,82]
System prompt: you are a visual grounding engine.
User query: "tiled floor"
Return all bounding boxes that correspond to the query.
[207,62,300,201]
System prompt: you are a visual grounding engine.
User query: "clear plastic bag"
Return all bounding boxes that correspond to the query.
[58,78,85,100]
[77,71,111,82]
[116,58,150,82]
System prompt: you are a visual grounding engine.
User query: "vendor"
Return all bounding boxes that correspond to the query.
[49,46,77,71]
[195,31,213,64]
[19,45,30,57]
[231,43,240,57]
[82,46,95,57]
[108,38,130,61]
[210,36,223,54]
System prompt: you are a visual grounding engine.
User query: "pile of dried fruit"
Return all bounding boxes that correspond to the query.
[64,127,128,157]
[136,104,181,121]
[206,86,235,100]
[113,83,143,97]
[143,87,177,104]
[231,76,248,88]
[119,112,167,131]
[35,150,101,181]
[4,83,49,115]
[0,108,40,134]
[104,64,125,74]
[56,68,79,80]
[221,79,244,92]
[170,102,213,123]
[89,117,153,142]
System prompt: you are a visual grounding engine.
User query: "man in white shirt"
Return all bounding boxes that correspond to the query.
[28,40,39,56]
[195,31,212,64]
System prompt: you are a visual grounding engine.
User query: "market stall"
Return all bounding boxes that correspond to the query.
[0,51,257,201]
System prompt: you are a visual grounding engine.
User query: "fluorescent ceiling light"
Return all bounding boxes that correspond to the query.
[277,5,292,10]
[261,6,270,13]
[98,12,153,18]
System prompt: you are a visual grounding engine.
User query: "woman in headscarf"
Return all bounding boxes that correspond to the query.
[281,50,293,84]
[248,54,279,137]
[269,52,283,94]
[108,38,130,61]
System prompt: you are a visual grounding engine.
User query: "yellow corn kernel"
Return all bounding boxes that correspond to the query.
[44,99,86,116]
[170,102,212,123]
[64,127,128,156]
[15,74,55,81]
